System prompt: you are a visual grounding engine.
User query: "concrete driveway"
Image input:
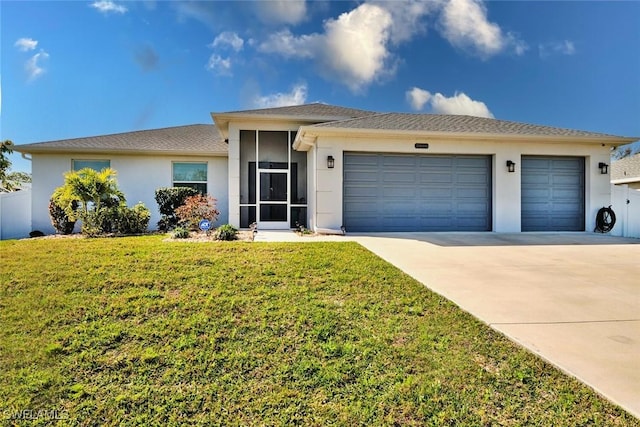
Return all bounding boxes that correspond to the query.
[352,233,640,418]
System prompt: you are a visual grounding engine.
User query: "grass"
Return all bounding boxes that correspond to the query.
[0,235,637,426]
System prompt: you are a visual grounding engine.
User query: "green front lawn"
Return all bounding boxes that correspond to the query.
[0,236,636,426]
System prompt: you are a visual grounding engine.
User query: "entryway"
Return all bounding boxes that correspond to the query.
[239,130,307,229]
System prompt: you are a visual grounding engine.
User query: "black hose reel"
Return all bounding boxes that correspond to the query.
[594,206,616,233]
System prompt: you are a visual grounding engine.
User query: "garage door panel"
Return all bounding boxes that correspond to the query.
[383,156,416,167]
[344,170,379,181]
[456,188,488,198]
[552,175,582,186]
[419,187,454,198]
[383,172,417,183]
[419,173,454,184]
[419,157,454,167]
[522,156,584,232]
[383,187,417,198]
[345,154,378,166]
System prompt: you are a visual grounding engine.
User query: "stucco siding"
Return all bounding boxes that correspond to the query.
[309,135,612,232]
[30,154,228,234]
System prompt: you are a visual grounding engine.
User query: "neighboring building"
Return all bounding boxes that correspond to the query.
[612,153,640,190]
[14,103,638,235]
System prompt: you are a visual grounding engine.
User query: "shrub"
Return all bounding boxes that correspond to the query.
[215,224,237,241]
[29,230,45,238]
[81,209,113,237]
[114,203,151,234]
[172,227,190,239]
[155,187,199,231]
[49,198,77,234]
[80,203,151,237]
[175,194,219,231]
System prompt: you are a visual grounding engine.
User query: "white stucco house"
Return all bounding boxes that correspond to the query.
[13,103,638,235]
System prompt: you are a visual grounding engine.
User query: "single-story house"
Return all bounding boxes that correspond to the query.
[612,153,640,190]
[14,103,638,234]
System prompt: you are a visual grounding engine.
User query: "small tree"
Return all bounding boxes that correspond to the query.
[175,194,219,231]
[52,168,124,222]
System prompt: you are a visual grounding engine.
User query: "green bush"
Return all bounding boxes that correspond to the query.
[80,209,113,237]
[80,203,150,237]
[48,198,77,234]
[172,227,190,239]
[115,203,151,234]
[214,224,238,241]
[155,187,198,231]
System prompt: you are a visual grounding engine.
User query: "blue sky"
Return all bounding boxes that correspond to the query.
[2,0,639,173]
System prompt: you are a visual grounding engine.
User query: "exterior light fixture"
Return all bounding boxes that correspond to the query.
[598,162,609,175]
[327,155,335,169]
[506,160,516,173]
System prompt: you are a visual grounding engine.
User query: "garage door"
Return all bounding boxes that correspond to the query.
[343,153,492,232]
[521,156,585,231]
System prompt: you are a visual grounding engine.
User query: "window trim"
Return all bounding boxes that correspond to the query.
[172,161,208,193]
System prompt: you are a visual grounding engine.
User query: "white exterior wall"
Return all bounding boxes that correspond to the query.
[309,135,612,233]
[31,153,228,234]
[0,190,32,239]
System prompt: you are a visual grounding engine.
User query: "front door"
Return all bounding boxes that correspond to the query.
[258,170,289,229]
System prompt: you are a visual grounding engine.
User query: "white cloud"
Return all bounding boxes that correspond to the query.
[255,0,307,26]
[252,83,308,108]
[406,87,432,110]
[25,50,50,81]
[211,32,244,52]
[406,87,494,118]
[259,3,394,92]
[377,0,438,44]
[259,30,318,58]
[439,0,525,57]
[206,55,232,76]
[91,0,128,14]
[539,40,576,58]
[15,38,38,52]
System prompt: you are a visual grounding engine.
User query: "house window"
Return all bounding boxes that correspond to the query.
[72,159,110,171]
[173,162,207,194]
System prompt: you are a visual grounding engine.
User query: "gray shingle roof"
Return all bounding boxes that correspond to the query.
[612,153,640,182]
[216,103,376,119]
[15,124,227,155]
[310,113,631,139]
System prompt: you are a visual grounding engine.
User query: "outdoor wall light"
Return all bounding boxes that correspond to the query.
[598,162,609,175]
[327,155,335,169]
[506,160,516,173]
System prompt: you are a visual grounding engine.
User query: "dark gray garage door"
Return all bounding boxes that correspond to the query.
[521,156,585,231]
[343,153,492,232]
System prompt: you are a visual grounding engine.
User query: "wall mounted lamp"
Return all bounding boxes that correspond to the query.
[598,162,609,175]
[506,160,516,173]
[327,155,335,169]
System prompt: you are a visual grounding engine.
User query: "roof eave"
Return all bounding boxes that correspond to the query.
[13,146,228,157]
[296,126,638,145]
